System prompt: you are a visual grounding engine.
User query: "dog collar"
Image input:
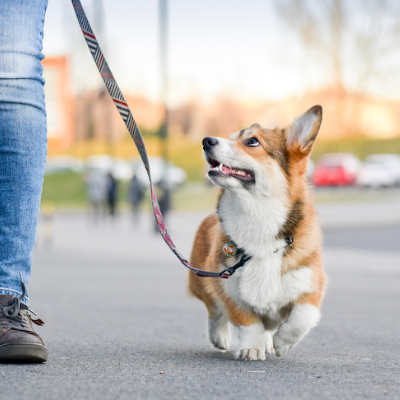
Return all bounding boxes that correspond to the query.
[222,237,293,258]
[218,236,293,278]
[276,236,294,253]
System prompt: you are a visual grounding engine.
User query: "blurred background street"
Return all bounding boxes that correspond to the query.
[2,0,400,398]
[1,199,400,399]
[39,0,400,218]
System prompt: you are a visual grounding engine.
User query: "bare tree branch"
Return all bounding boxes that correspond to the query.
[272,0,400,97]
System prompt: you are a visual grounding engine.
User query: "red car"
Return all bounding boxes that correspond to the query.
[312,153,361,187]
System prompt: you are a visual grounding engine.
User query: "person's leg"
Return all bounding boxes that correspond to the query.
[0,0,48,304]
[0,0,48,362]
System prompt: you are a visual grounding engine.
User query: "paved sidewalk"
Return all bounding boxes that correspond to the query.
[1,206,399,400]
[316,201,400,228]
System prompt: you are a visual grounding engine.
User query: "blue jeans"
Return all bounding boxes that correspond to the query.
[0,0,48,304]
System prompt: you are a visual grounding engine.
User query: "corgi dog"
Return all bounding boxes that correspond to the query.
[189,105,327,361]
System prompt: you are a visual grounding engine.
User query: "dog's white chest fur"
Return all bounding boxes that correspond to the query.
[226,256,313,318]
[219,191,313,320]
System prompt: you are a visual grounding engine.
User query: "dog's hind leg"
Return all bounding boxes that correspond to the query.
[273,302,321,357]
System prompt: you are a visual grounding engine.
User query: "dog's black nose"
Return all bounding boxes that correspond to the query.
[203,137,219,151]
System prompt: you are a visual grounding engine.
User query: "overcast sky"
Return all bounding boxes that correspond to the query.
[42,0,399,106]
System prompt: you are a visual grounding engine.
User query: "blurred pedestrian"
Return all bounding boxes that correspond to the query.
[106,172,118,218]
[158,187,171,217]
[85,168,108,224]
[0,0,48,362]
[128,174,144,224]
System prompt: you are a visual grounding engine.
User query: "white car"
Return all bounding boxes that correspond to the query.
[45,156,84,175]
[313,153,361,186]
[85,155,134,181]
[306,159,314,181]
[357,154,400,188]
[132,156,187,190]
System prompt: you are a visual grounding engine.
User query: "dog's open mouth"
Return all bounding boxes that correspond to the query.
[207,157,255,183]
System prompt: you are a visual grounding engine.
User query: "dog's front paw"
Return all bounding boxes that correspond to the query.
[235,348,266,361]
[273,335,295,357]
[236,322,266,360]
[208,318,231,350]
[264,331,275,354]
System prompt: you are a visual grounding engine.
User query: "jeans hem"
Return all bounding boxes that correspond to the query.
[0,288,29,305]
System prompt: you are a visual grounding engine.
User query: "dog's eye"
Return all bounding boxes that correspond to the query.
[245,137,260,147]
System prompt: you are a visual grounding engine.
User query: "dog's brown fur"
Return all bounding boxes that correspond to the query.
[189,105,326,333]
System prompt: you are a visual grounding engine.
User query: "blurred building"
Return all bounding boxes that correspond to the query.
[169,88,400,141]
[41,56,400,148]
[42,57,74,149]
[74,93,164,142]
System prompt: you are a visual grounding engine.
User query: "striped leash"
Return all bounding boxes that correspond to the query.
[71,0,236,279]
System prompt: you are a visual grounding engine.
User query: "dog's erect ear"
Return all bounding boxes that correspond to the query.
[286,105,322,156]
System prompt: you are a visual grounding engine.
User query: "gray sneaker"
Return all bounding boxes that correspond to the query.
[0,283,47,363]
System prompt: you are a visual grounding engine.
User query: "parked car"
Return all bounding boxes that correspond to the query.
[306,159,315,181]
[85,155,133,181]
[45,156,84,175]
[312,153,361,186]
[357,154,400,188]
[132,156,187,190]
[85,155,114,172]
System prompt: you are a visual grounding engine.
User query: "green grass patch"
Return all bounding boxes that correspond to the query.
[172,182,218,210]
[41,172,86,208]
[167,139,206,182]
[41,172,218,211]
[42,136,400,211]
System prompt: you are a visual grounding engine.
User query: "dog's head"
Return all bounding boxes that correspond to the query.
[203,105,322,196]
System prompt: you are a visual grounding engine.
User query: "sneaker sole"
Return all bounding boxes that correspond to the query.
[0,343,48,363]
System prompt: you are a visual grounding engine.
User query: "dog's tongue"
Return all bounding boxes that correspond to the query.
[222,165,232,175]
[209,162,253,179]
[222,165,252,178]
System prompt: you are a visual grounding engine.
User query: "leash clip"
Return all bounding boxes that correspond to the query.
[274,236,294,253]
[220,254,252,278]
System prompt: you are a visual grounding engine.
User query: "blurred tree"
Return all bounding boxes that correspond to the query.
[85,103,95,140]
[169,102,196,135]
[272,0,400,97]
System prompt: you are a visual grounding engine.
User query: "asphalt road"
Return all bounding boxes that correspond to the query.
[324,225,400,253]
[1,203,400,400]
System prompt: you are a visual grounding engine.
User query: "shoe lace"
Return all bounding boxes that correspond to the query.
[0,275,44,330]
